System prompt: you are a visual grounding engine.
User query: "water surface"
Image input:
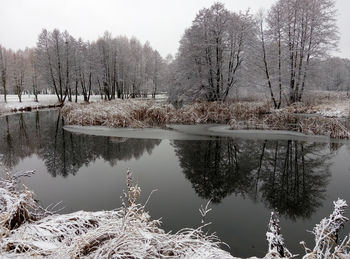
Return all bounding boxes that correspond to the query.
[1,110,349,258]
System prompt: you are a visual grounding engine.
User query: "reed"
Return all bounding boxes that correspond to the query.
[62,100,349,139]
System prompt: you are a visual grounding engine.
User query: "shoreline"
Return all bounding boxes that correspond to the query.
[60,100,350,139]
[1,171,348,258]
[63,124,350,144]
[0,103,63,117]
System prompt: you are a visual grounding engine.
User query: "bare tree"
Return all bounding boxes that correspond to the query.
[3,29,165,103]
[0,45,8,103]
[27,49,39,102]
[263,0,339,104]
[36,29,73,103]
[173,3,255,102]
[258,10,283,109]
[10,50,26,102]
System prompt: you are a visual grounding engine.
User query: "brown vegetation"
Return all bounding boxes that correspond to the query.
[230,112,349,139]
[61,100,350,139]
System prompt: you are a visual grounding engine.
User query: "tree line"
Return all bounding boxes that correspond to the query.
[0,30,171,103]
[169,0,348,106]
[1,0,349,106]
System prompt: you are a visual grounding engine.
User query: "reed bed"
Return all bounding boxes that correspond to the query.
[61,100,270,126]
[230,111,350,139]
[61,100,349,139]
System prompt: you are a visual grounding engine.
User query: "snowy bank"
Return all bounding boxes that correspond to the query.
[0,94,103,116]
[0,94,60,115]
[0,171,232,258]
[1,170,350,258]
[61,100,350,139]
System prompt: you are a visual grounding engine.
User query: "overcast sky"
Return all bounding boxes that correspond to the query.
[0,0,349,58]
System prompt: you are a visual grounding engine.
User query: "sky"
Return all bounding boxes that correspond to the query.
[0,0,349,59]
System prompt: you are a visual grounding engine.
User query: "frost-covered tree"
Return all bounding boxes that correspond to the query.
[36,29,75,103]
[261,0,339,104]
[72,38,95,102]
[94,32,117,100]
[3,29,166,103]
[258,9,284,108]
[308,57,350,92]
[9,50,26,102]
[0,45,8,102]
[26,48,40,102]
[92,34,166,100]
[172,3,256,102]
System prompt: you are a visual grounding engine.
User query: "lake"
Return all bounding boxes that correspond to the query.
[0,110,349,258]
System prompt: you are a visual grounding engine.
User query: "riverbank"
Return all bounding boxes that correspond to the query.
[0,94,169,117]
[0,94,105,116]
[1,171,349,258]
[0,95,59,116]
[61,99,350,139]
[0,171,232,258]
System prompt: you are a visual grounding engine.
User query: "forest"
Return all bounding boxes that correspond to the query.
[0,0,349,107]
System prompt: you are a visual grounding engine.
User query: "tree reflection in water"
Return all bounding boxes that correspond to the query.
[172,138,334,220]
[0,110,161,177]
[0,110,339,220]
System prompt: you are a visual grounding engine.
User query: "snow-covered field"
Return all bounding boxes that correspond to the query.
[313,100,350,117]
[0,94,168,115]
[302,90,350,118]
[0,94,103,115]
[0,94,58,112]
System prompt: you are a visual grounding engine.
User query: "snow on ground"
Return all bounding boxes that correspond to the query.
[0,94,104,115]
[0,172,234,258]
[301,90,350,118]
[0,94,168,116]
[313,100,350,118]
[0,94,58,112]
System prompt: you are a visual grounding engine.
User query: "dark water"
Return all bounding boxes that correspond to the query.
[1,110,350,258]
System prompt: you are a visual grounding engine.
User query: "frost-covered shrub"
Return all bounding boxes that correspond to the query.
[0,170,232,258]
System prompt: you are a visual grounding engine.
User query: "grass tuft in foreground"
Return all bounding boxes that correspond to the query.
[0,170,231,258]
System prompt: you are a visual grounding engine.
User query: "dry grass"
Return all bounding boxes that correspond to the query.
[302,90,350,106]
[0,171,48,234]
[284,91,350,118]
[61,100,270,127]
[0,171,232,258]
[61,99,349,139]
[230,111,350,139]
